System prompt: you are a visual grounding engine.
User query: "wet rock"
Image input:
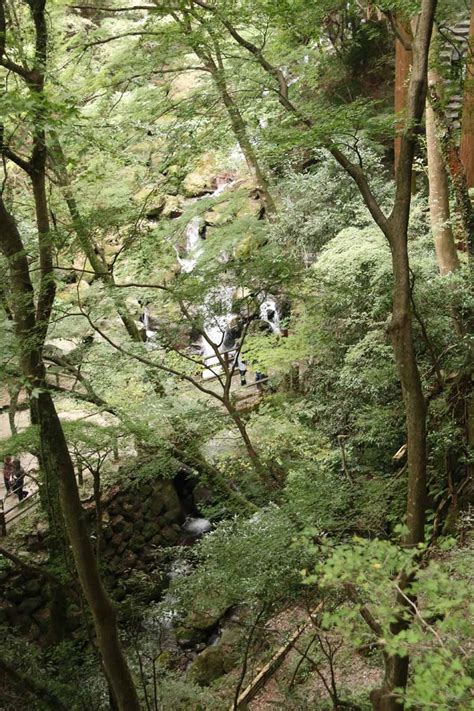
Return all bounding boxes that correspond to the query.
[150,534,164,547]
[175,625,207,649]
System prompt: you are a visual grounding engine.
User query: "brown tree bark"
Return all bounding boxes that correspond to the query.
[0,197,141,710]
[394,32,413,172]
[428,84,474,256]
[426,63,460,274]
[329,1,436,705]
[460,0,474,187]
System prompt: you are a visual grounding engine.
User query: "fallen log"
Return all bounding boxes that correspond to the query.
[231,602,324,710]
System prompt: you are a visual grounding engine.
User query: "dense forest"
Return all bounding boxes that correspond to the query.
[0,0,473,708]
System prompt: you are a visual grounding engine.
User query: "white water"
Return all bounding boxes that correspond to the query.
[260,297,281,335]
[177,216,203,273]
[174,181,282,378]
[183,517,212,535]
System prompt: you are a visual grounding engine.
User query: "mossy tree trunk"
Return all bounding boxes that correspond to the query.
[0,196,141,710]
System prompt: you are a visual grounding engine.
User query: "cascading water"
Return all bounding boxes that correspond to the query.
[260,297,281,335]
[201,287,236,380]
[177,216,203,273]
[175,180,282,379]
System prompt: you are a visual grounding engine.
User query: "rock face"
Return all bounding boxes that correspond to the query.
[0,467,186,641]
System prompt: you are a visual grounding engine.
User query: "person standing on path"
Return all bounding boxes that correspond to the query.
[12,459,28,501]
[2,455,14,495]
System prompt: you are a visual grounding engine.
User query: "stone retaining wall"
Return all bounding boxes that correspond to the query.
[0,471,185,640]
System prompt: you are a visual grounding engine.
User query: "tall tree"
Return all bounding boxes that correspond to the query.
[426,31,460,275]
[394,26,413,171]
[460,0,474,187]
[0,3,140,706]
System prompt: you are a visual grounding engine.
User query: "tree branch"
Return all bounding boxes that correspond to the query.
[329,145,389,232]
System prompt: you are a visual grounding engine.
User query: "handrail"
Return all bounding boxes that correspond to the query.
[0,489,40,536]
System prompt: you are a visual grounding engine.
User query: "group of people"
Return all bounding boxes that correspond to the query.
[2,456,28,502]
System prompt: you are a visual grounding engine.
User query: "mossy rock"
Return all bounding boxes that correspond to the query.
[160,525,180,544]
[162,194,185,219]
[188,646,225,686]
[111,533,124,548]
[218,628,241,672]
[182,169,216,198]
[111,515,126,533]
[143,522,160,541]
[187,629,240,686]
[175,625,207,648]
[121,522,134,541]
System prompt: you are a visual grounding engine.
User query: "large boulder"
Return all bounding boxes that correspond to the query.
[182,153,218,197]
[188,628,240,686]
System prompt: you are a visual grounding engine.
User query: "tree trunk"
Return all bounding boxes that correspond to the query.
[389,232,428,546]
[0,197,140,710]
[460,0,474,188]
[426,66,460,273]
[201,39,276,215]
[215,74,276,214]
[37,391,141,710]
[428,84,474,256]
[394,32,413,173]
[7,383,19,435]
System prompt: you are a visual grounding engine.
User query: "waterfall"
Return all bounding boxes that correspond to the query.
[201,287,235,380]
[260,297,281,335]
[142,305,158,341]
[177,216,203,273]
[174,181,282,381]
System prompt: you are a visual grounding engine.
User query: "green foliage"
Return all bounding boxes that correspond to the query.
[174,506,308,615]
[304,535,474,709]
